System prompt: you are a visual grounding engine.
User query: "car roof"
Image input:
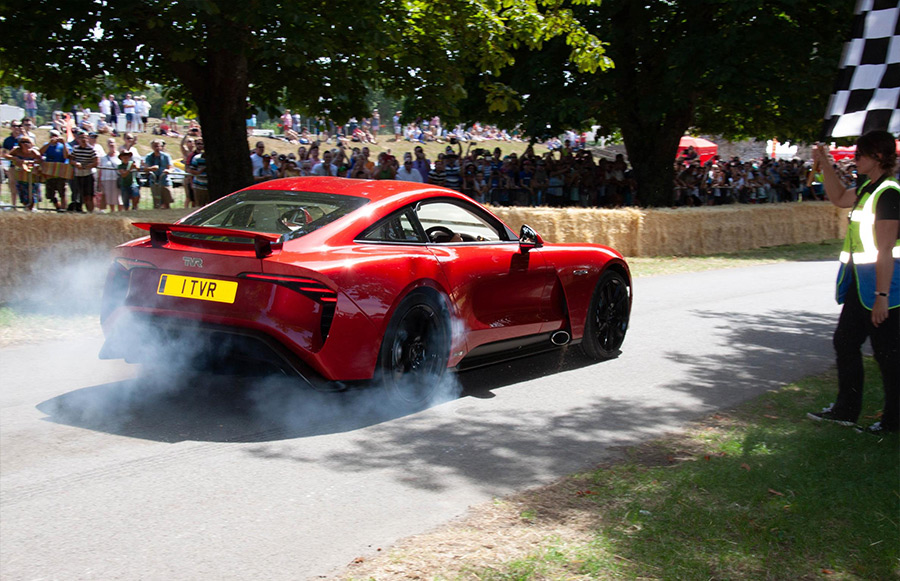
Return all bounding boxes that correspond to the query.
[198,176,517,247]
[243,176,447,205]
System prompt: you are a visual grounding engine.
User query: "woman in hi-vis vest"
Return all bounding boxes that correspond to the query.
[809,130,899,436]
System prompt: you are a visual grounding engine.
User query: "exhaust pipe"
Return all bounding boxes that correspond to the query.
[551,330,571,346]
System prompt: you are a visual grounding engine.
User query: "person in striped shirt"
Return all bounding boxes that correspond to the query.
[70,131,98,212]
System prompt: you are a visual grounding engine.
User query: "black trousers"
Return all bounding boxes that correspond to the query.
[832,284,900,430]
[72,175,94,205]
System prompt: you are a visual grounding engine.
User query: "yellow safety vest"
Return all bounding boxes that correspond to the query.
[836,177,900,309]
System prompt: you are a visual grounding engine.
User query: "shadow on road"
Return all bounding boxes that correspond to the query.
[35,308,837,494]
[35,346,599,444]
[660,308,836,403]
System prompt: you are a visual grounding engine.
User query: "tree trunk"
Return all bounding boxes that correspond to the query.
[607,0,694,208]
[622,126,685,207]
[617,94,693,207]
[192,49,253,201]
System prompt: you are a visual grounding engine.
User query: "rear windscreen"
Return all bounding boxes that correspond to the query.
[179,190,369,242]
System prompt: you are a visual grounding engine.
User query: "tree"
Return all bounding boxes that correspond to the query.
[0,0,608,199]
[455,0,853,206]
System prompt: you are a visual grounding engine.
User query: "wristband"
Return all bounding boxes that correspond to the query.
[875,291,888,297]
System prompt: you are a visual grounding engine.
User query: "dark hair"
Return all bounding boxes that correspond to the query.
[856,130,897,171]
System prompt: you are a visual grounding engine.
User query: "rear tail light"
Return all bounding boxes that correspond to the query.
[114,257,157,271]
[238,273,337,303]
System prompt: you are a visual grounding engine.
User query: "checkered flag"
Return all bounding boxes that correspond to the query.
[823,0,900,138]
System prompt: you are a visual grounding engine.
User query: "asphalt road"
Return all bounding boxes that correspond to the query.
[0,260,843,580]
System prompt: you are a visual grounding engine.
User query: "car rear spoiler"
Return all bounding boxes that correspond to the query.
[132,222,284,258]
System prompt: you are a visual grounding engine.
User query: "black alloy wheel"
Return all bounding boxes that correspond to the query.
[379,293,450,405]
[582,270,630,360]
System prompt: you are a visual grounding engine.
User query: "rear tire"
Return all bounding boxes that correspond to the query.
[582,270,630,360]
[378,292,450,405]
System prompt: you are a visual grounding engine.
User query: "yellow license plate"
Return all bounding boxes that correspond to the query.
[157,274,238,304]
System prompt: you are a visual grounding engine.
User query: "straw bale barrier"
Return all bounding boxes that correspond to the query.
[0,203,847,302]
[491,202,848,257]
[0,210,192,303]
[492,207,644,256]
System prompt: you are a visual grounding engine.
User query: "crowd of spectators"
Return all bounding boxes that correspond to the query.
[253,138,642,207]
[1,116,205,212]
[253,133,860,208]
[46,94,156,138]
[256,110,859,207]
[2,100,862,212]
[391,116,525,144]
[671,146,857,206]
[268,109,526,148]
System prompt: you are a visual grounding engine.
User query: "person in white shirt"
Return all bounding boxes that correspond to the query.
[395,155,424,183]
[122,94,137,132]
[86,132,106,209]
[137,96,151,133]
[250,141,266,174]
[97,137,123,212]
[99,96,111,122]
[310,150,338,176]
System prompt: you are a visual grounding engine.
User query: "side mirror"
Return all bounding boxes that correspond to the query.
[518,224,544,251]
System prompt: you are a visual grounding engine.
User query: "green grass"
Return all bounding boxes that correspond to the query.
[628,239,843,277]
[465,361,899,580]
[0,306,99,346]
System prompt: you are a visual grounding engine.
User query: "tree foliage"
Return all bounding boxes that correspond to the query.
[0,0,608,198]
[456,0,853,206]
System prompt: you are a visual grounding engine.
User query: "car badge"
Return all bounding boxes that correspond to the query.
[183,256,203,268]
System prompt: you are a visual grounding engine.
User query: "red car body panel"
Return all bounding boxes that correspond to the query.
[100,177,630,384]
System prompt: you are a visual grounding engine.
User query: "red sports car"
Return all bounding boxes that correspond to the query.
[100,177,631,403]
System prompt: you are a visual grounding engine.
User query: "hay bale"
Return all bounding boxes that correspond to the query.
[493,203,845,257]
[491,207,643,255]
[0,210,189,303]
[0,203,848,303]
[636,203,847,256]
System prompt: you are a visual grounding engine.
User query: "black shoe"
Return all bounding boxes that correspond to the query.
[807,404,856,427]
[855,422,898,436]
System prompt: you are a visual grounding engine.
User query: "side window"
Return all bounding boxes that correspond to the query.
[359,210,424,243]
[416,201,504,243]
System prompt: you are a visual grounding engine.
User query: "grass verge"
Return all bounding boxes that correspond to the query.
[627,239,842,277]
[340,359,899,580]
[0,307,98,347]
